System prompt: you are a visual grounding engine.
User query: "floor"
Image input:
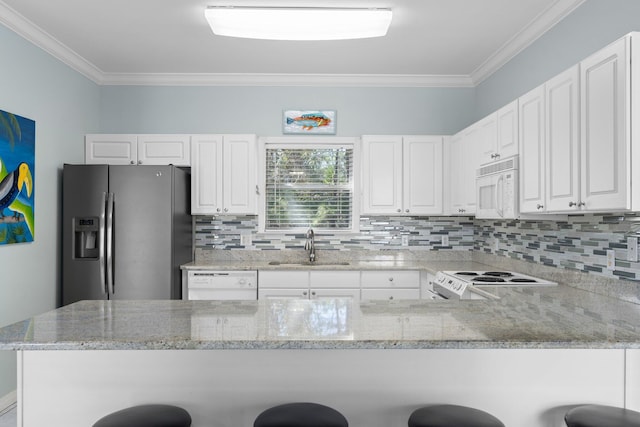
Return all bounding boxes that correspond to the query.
[0,404,16,427]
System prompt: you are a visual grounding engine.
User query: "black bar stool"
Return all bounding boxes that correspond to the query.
[254,402,348,427]
[565,404,640,427]
[408,404,505,427]
[92,404,192,427]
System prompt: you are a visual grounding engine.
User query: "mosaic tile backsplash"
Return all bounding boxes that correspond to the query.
[194,213,640,282]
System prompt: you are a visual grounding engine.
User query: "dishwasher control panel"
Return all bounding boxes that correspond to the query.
[187,271,257,300]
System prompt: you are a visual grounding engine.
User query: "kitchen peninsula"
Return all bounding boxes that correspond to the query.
[2,276,640,427]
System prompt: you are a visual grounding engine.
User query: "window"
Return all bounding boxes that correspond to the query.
[260,138,359,232]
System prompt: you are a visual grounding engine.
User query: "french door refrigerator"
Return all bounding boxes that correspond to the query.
[62,164,192,305]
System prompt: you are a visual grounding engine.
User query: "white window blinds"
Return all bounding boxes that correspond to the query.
[265,146,354,230]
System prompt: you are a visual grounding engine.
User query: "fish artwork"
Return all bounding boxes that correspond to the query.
[286,112,332,131]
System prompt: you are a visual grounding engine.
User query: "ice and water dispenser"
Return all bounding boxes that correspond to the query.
[73,217,99,259]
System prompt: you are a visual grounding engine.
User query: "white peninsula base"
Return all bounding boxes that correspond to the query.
[17,349,640,427]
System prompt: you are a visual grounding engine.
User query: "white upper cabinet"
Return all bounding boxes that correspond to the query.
[580,35,630,211]
[476,100,519,165]
[362,135,443,215]
[191,134,257,215]
[519,85,546,213]
[546,65,580,212]
[449,126,479,215]
[85,134,190,166]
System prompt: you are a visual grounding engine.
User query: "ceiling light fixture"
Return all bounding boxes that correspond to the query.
[204,6,393,41]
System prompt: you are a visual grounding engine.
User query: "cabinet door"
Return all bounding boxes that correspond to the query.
[496,100,518,159]
[361,135,403,214]
[519,85,546,213]
[223,134,258,214]
[449,132,465,214]
[191,134,223,214]
[476,113,498,165]
[258,270,309,288]
[137,135,190,166]
[403,136,443,215]
[546,65,580,212]
[580,36,630,211]
[85,134,137,165]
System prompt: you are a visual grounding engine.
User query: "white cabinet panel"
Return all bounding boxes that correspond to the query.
[191,134,258,215]
[137,134,190,166]
[85,134,190,165]
[361,135,403,214]
[362,135,443,215]
[309,271,360,288]
[546,66,580,212]
[519,85,546,213]
[361,270,420,288]
[581,36,630,211]
[496,100,519,160]
[85,134,137,165]
[361,288,420,300]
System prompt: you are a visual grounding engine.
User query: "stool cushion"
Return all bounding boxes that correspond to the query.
[408,404,505,427]
[565,404,640,427]
[254,402,348,427]
[93,404,191,427]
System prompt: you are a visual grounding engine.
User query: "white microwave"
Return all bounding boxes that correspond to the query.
[475,156,518,219]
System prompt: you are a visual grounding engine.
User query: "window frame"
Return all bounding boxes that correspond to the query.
[258,136,361,234]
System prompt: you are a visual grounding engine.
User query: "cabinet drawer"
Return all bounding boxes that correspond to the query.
[258,271,309,288]
[309,271,360,288]
[360,270,420,288]
[361,288,420,301]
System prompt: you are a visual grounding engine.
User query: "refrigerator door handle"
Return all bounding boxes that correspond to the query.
[106,192,115,296]
[99,192,107,294]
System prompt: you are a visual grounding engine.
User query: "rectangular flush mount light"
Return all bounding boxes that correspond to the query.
[204,6,392,41]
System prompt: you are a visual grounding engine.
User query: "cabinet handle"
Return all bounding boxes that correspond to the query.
[130,160,135,165]
[224,208,229,212]
[389,296,394,300]
[491,153,500,159]
[397,208,402,213]
[405,209,410,213]
[216,208,221,212]
[303,291,308,296]
[138,160,142,165]
[537,204,544,210]
[578,202,585,207]
[255,185,260,195]
[388,277,394,282]
[311,291,316,296]
[569,201,577,207]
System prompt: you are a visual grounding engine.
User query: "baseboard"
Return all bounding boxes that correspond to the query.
[0,390,17,414]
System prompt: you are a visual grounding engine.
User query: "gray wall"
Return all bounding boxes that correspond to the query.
[99,85,475,136]
[474,0,640,121]
[0,24,100,399]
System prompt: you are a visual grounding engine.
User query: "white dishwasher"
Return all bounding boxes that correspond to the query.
[187,271,257,300]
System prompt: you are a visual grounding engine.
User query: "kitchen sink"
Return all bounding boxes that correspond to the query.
[268,261,350,266]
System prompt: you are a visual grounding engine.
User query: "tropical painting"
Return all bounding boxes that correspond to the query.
[283,110,336,134]
[0,109,35,245]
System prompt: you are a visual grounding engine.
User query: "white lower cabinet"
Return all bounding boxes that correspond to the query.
[360,270,420,301]
[258,269,421,301]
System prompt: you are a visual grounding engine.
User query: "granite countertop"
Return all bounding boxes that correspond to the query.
[1,282,640,350]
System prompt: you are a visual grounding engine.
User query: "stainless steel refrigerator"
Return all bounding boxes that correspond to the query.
[62,164,192,305]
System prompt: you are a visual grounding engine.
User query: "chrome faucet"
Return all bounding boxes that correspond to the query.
[305,228,316,262]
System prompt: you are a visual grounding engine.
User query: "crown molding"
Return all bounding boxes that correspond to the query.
[0,1,103,83]
[99,72,475,87]
[0,0,584,88]
[470,0,586,85]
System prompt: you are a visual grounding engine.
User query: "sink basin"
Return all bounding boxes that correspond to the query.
[268,261,350,266]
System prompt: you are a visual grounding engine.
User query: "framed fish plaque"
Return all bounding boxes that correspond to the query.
[283,110,336,135]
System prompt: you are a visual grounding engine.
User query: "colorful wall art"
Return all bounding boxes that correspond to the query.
[283,110,336,134]
[0,109,35,244]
